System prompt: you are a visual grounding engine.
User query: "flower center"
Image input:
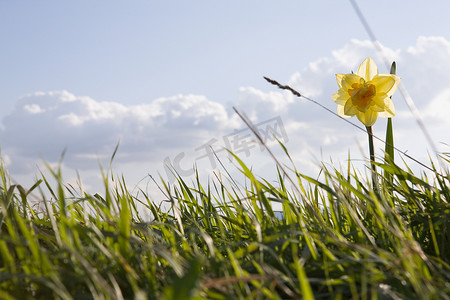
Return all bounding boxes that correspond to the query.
[348,81,376,112]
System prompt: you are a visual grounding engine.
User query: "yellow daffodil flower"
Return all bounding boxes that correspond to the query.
[332,57,401,127]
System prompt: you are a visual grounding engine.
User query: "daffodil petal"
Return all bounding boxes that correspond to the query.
[337,105,351,118]
[357,109,378,127]
[371,93,389,110]
[370,104,385,112]
[331,90,349,105]
[344,99,359,116]
[385,74,400,97]
[378,98,395,117]
[370,75,397,95]
[336,74,344,88]
[341,73,363,91]
[356,57,378,81]
[378,111,394,118]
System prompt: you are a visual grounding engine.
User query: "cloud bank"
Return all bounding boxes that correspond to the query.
[1,36,450,191]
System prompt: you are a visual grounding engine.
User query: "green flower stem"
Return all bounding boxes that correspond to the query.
[366,126,377,191]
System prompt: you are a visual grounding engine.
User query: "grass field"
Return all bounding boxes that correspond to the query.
[0,141,449,299]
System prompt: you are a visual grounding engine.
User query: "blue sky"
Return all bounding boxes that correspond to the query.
[1,1,450,194]
[3,0,449,108]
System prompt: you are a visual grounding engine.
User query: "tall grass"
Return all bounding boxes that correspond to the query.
[0,147,449,299]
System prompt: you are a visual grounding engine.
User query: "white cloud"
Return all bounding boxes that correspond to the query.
[0,91,233,177]
[1,36,450,192]
[422,88,450,123]
[24,104,45,114]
